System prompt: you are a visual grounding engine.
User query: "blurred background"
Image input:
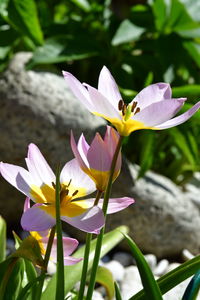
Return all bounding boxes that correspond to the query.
[0,0,200,185]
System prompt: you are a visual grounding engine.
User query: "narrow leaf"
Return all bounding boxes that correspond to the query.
[124,234,163,300]
[182,270,200,300]
[96,266,115,300]
[41,226,129,300]
[114,281,123,300]
[0,216,6,263]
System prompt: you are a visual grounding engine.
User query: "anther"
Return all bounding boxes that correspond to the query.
[72,190,79,197]
[135,107,140,114]
[67,179,72,187]
[131,101,137,112]
[52,182,56,189]
[122,103,127,116]
[118,99,123,111]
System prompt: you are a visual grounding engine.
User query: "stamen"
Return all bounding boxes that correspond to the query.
[72,190,79,197]
[135,107,140,114]
[122,103,127,116]
[67,179,72,187]
[52,182,56,189]
[131,101,137,112]
[118,99,123,111]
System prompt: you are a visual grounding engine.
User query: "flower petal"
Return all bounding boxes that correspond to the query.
[133,83,172,110]
[62,71,94,112]
[71,132,89,170]
[84,197,134,214]
[61,206,104,234]
[104,126,121,173]
[21,205,56,231]
[132,98,186,127]
[98,66,122,107]
[26,143,55,186]
[154,101,200,129]
[24,197,31,212]
[87,133,111,172]
[77,134,90,167]
[85,84,120,119]
[64,256,83,265]
[60,158,96,197]
[0,162,33,198]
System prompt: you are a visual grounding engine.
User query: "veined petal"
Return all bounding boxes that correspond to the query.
[62,71,94,112]
[98,66,122,106]
[0,162,33,198]
[133,83,172,110]
[84,197,134,214]
[61,206,104,234]
[154,101,200,129]
[26,143,55,186]
[87,133,111,172]
[21,205,56,231]
[60,158,96,198]
[104,126,121,173]
[64,256,82,265]
[85,84,120,119]
[71,132,89,171]
[132,98,185,127]
[77,134,90,168]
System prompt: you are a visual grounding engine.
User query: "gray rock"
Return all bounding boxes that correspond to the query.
[153,259,169,276]
[121,266,143,300]
[144,254,157,271]
[0,52,105,228]
[103,260,125,282]
[113,251,133,267]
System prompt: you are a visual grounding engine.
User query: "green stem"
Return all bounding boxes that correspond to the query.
[0,257,18,300]
[86,136,123,300]
[55,167,65,300]
[36,226,56,299]
[77,190,103,300]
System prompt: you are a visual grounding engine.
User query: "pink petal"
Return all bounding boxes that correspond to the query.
[87,133,111,172]
[61,206,104,234]
[26,143,55,186]
[60,158,96,197]
[85,84,120,119]
[77,134,90,167]
[104,126,121,173]
[64,256,82,265]
[98,66,122,107]
[21,205,55,231]
[132,98,186,127]
[70,132,89,170]
[133,83,172,110]
[154,101,200,129]
[24,197,31,212]
[85,197,134,214]
[0,162,33,198]
[62,71,94,112]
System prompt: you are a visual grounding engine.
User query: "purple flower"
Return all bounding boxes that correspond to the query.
[63,66,200,136]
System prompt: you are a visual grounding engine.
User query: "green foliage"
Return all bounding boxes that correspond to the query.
[0,0,199,182]
[0,216,6,263]
[182,270,200,300]
[96,266,115,300]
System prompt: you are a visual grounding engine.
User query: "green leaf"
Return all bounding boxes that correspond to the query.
[41,226,129,300]
[152,0,167,32]
[114,281,122,300]
[183,41,200,68]
[182,270,200,300]
[112,19,145,46]
[169,128,195,165]
[172,85,200,98]
[124,234,163,300]
[7,0,43,45]
[69,0,91,12]
[11,235,44,268]
[0,257,24,300]
[129,255,200,300]
[26,35,98,68]
[96,266,115,300]
[0,216,6,263]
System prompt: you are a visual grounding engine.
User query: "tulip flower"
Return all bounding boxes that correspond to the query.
[71,126,121,191]
[0,143,104,233]
[63,66,200,136]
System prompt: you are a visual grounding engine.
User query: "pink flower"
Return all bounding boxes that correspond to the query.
[63,66,200,136]
[0,144,104,234]
[71,126,121,191]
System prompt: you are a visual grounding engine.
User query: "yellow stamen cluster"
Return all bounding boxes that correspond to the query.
[118,99,140,121]
[51,179,79,204]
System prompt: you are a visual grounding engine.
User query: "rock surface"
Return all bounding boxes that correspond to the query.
[1,52,200,258]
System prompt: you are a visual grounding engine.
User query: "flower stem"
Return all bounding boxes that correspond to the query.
[86,136,123,300]
[55,167,65,300]
[36,226,56,299]
[77,190,102,300]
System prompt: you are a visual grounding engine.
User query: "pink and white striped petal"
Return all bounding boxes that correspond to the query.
[25,143,55,186]
[61,206,104,234]
[132,98,186,127]
[60,158,96,197]
[21,205,56,231]
[98,66,122,107]
[71,132,89,171]
[84,197,134,214]
[154,101,200,129]
[132,83,172,110]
